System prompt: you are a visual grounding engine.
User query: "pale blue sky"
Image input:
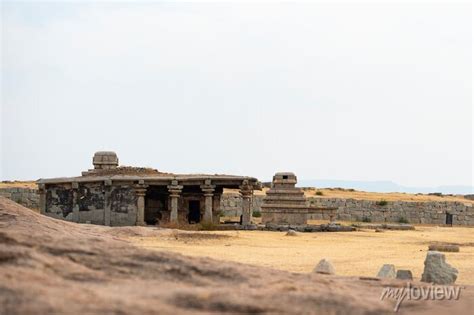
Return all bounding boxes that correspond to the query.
[1,1,472,191]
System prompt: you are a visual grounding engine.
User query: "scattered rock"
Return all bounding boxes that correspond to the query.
[264,223,353,233]
[286,229,298,236]
[239,224,258,231]
[351,223,415,231]
[384,224,415,231]
[313,259,335,275]
[376,264,396,279]
[375,228,384,233]
[421,251,458,284]
[396,270,413,280]
[359,276,380,281]
[428,244,460,252]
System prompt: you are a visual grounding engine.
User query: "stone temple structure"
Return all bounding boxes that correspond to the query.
[261,172,334,225]
[37,152,260,226]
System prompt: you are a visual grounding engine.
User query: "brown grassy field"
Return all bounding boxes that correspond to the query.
[0,181,37,189]
[305,188,473,204]
[131,224,474,285]
[225,187,473,204]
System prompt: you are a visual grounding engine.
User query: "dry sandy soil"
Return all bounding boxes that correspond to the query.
[132,224,474,285]
[1,197,473,315]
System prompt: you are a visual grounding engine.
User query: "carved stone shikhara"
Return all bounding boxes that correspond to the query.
[261,172,336,225]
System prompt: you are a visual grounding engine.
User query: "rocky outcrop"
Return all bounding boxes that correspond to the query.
[421,251,458,284]
[1,197,474,314]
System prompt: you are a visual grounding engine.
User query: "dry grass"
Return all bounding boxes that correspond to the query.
[0,181,37,189]
[225,187,472,204]
[305,188,473,204]
[131,225,474,285]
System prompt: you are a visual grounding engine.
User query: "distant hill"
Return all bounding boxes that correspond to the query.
[297,179,474,195]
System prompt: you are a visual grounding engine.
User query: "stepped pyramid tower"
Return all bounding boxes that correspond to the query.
[261,172,309,225]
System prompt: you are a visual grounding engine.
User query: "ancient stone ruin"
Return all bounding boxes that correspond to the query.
[261,172,336,225]
[37,151,260,226]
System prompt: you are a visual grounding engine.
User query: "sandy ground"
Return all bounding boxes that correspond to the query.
[131,224,474,285]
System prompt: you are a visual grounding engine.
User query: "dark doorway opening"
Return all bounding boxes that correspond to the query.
[145,186,168,225]
[188,200,201,224]
[445,213,453,226]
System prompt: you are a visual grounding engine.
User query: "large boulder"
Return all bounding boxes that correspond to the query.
[376,264,396,279]
[313,259,335,275]
[421,251,458,284]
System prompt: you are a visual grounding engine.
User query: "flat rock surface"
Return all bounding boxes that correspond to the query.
[0,197,473,315]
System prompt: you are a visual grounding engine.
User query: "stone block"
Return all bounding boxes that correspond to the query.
[313,259,335,275]
[377,264,396,279]
[421,251,458,285]
[396,270,413,280]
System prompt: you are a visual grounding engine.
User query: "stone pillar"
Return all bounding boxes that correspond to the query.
[104,179,112,226]
[71,182,80,222]
[134,181,148,226]
[239,180,253,225]
[213,194,221,223]
[201,179,216,223]
[167,180,183,224]
[38,183,46,215]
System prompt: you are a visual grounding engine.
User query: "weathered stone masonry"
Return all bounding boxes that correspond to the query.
[261,173,336,225]
[309,198,474,226]
[0,188,39,210]
[220,195,474,226]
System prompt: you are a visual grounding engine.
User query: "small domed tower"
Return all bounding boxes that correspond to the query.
[271,172,298,189]
[82,151,119,176]
[92,151,119,170]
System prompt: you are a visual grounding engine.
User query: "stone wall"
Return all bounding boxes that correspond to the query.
[43,183,138,226]
[219,193,263,217]
[219,194,474,226]
[308,198,474,226]
[0,188,39,210]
